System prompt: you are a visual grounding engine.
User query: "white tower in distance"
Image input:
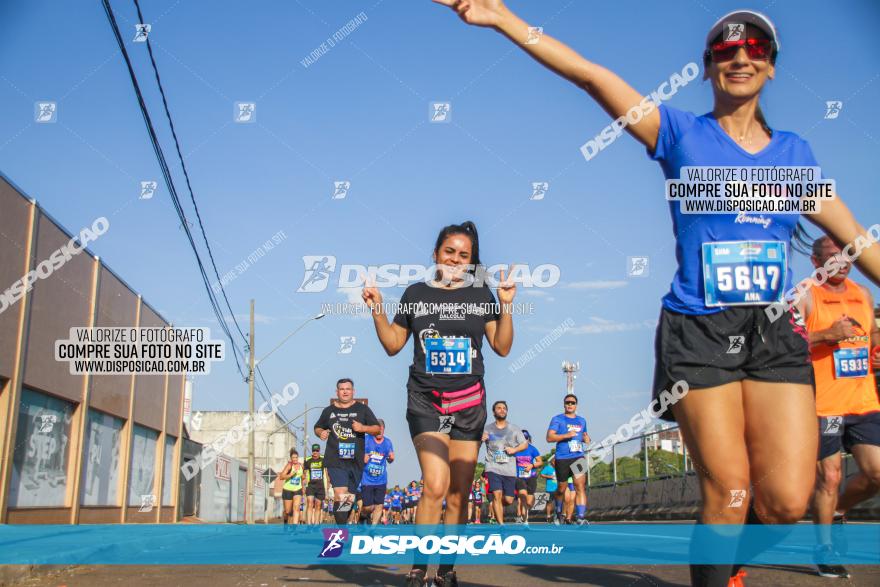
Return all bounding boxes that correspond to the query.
[562,360,580,394]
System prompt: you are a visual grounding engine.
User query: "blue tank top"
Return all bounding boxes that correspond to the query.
[651,105,821,315]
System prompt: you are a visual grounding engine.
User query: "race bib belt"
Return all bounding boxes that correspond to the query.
[833,347,869,379]
[338,442,355,460]
[431,381,484,415]
[702,241,786,307]
[425,337,472,374]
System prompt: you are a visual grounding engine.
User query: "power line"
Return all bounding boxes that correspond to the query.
[103,0,292,424]
[131,0,249,346]
[102,0,250,381]
[130,0,291,424]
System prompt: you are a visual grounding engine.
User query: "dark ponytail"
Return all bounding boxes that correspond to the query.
[791,222,815,256]
[433,221,482,275]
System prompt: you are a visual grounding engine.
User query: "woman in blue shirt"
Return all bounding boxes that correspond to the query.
[434,3,880,586]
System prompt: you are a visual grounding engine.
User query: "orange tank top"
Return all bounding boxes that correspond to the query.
[806,279,878,416]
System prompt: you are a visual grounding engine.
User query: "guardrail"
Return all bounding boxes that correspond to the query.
[581,424,857,489]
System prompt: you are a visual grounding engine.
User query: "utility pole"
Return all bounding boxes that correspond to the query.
[303,402,308,457]
[247,299,255,524]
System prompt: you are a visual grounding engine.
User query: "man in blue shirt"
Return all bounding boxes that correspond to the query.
[514,430,542,525]
[546,394,590,525]
[360,419,394,525]
[390,484,405,525]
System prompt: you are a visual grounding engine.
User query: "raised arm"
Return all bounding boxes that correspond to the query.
[432,0,660,151]
[485,266,516,356]
[363,282,410,355]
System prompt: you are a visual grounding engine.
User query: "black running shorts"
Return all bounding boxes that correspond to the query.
[652,305,813,422]
[406,388,487,441]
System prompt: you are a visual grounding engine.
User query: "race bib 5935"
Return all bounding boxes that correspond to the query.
[833,347,869,379]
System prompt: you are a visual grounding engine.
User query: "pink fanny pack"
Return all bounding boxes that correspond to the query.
[431,381,484,415]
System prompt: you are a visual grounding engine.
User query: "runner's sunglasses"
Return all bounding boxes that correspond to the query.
[706,38,773,63]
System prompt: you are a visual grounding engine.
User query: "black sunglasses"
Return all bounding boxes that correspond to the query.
[564,400,577,405]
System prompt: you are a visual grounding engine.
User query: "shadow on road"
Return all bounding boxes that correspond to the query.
[289,564,685,586]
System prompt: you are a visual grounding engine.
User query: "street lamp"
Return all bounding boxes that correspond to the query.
[255,312,325,366]
[246,311,325,524]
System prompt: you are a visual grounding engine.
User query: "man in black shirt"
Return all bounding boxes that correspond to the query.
[314,378,381,524]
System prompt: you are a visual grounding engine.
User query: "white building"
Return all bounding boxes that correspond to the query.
[642,423,684,454]
[188,411,299,476]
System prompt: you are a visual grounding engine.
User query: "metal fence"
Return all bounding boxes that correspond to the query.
[581,424,857,489]
[582,425,689,488]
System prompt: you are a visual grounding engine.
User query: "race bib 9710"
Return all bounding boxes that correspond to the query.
[338,442,355,459]
[702,241,786,307]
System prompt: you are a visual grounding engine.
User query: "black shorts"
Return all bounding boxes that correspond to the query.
[554,457,584,484]
[305,484,325,500]
[652,306,813,422]
[392,505,402,512]
[406,388,487,441]
[515,476,538,494]
[361,484,387,507]
[327,465,360,492]
[819,412,880,460]
[281,489,301,500]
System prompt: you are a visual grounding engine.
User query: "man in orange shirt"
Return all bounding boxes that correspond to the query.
[799,236,880,579]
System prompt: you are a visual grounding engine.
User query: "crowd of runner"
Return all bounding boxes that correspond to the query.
[272,5,880,586]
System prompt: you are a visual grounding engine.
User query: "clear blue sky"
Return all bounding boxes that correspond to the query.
[2,0,878,485]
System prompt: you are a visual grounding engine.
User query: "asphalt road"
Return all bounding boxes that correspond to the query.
[15,562,880,587]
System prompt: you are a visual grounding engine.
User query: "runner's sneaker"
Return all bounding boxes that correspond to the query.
[576,517,589,526]
[814,545,851,578]
[553,516,562,526]
[405,568,427,587]
[433,570,458,587]
[727,569,747,587]
[515,515,524,524]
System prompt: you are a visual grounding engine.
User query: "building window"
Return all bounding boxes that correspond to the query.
[162,435,176,504]
[9,388,75,507]
[128,425,158,507]
[80,409,123,506]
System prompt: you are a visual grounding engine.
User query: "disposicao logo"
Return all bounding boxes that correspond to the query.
[319,528,349,558]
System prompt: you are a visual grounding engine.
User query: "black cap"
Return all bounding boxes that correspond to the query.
[311,444,320,451]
